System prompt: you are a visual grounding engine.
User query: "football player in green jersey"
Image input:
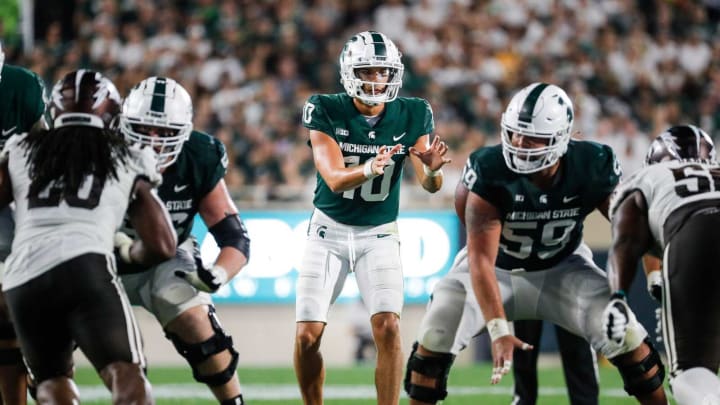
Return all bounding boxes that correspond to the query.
[117,77,250,405]
[0,43,47,405]
[295,30,450,405]
[404,83,668,405]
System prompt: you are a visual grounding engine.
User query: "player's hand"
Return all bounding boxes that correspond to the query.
[646,270,662,302]
[602,292,635,346]
[175,259,228,293]
[114,231,134,263]
[369,144,403,176]
[490,335,533,385]
[409,135,451,171]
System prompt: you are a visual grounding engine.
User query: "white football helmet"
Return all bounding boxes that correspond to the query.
[339,31,404,106]
[120,76,193,169]
[501,82,574,173]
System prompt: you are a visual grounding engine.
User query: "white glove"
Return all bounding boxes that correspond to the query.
[114,232,134,264]
[175,264,228,293]
[646,270,663,301]
[602,292,637,346]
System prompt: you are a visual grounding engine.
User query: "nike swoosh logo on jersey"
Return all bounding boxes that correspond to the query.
[563,195,579,203]
[1,126,17,137]
[392,132,407,142]
[174,184,189,193]
[377,233,392,238]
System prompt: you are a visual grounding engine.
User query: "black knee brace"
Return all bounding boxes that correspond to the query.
[610,338,665,397]
[404,341,456,403]
[166,306,239,387]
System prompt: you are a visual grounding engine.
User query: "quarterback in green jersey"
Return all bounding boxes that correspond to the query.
[405,83,668,405]
[0,45,47,405]
[295,31,450,405]
[116,77,249,405]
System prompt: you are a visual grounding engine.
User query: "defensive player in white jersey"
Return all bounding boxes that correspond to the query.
[605,125,720,405]
[0,70,176,404]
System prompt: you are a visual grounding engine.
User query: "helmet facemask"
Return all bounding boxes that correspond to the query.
[120,77,193,170]
[501,83,574,174]
[340,31,404,106]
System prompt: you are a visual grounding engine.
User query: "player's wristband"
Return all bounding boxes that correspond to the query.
[487,318,510,341]
[423,164,443,177]
[363,158,379,179]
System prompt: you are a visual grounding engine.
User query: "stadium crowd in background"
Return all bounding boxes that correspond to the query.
[2,0,720,205]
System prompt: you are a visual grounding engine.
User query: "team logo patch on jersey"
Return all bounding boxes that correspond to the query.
[515,194,525,202]
[539,194,548,204]
[368,131,376,140]
[335,128,349,137]
[317,225,327,238]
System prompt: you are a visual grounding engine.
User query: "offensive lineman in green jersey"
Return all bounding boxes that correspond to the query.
[404,83,668,405]
[294,30,450,405]
[0,44,47,405]
[116,77,250,405]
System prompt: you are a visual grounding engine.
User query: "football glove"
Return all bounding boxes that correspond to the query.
[175,259,228,293]
[646,270,663,302]
[114,231,134,263]
[602,291,634,346]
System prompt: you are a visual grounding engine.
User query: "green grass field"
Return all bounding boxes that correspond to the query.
[69,363,676,404]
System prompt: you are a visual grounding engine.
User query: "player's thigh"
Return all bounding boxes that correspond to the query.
[122,245,212,328]
[66,254,144,370]
[4,263,78,381]
[354,236,403,316]
[663,213,720,372]
[296,238,349,323]
[535,252,633,357]
[417,252,501,354]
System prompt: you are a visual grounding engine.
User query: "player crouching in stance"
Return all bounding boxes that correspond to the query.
[118,77,250,405]
[605,125,720,405]
[0,70,176,404]
[404,82,667,405]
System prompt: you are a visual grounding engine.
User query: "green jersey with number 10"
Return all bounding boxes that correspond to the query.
[461,140,621,271]
[302,93,434,226]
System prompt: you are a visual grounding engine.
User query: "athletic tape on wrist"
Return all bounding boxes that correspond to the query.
[487,318,510,341]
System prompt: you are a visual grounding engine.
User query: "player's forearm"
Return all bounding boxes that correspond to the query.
[322,165,373,193]
[214,246,248,280]
[470,257,506,321]
[608,236,642,292]
[420,172,442,193]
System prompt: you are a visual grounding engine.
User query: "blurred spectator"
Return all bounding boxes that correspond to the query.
[5,0,719,206]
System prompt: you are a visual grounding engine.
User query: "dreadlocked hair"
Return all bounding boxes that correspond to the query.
[21,126,131,199]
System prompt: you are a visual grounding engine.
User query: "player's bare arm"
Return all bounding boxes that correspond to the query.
[607,190,652,293]
[465,192,532,384]
[124,179,177,266]
[198,178,249,279]
[309,129,401,193]
[454,182,469,227]
[408,134,450,193]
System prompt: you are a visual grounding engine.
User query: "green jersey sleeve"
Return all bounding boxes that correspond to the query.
[421,99,434,135]
[199,134,228,197]
[462,146,508,207]
[302,94,335,136]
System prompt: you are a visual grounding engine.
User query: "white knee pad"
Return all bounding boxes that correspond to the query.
[671,367,720,405]
[417,278,466,353]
